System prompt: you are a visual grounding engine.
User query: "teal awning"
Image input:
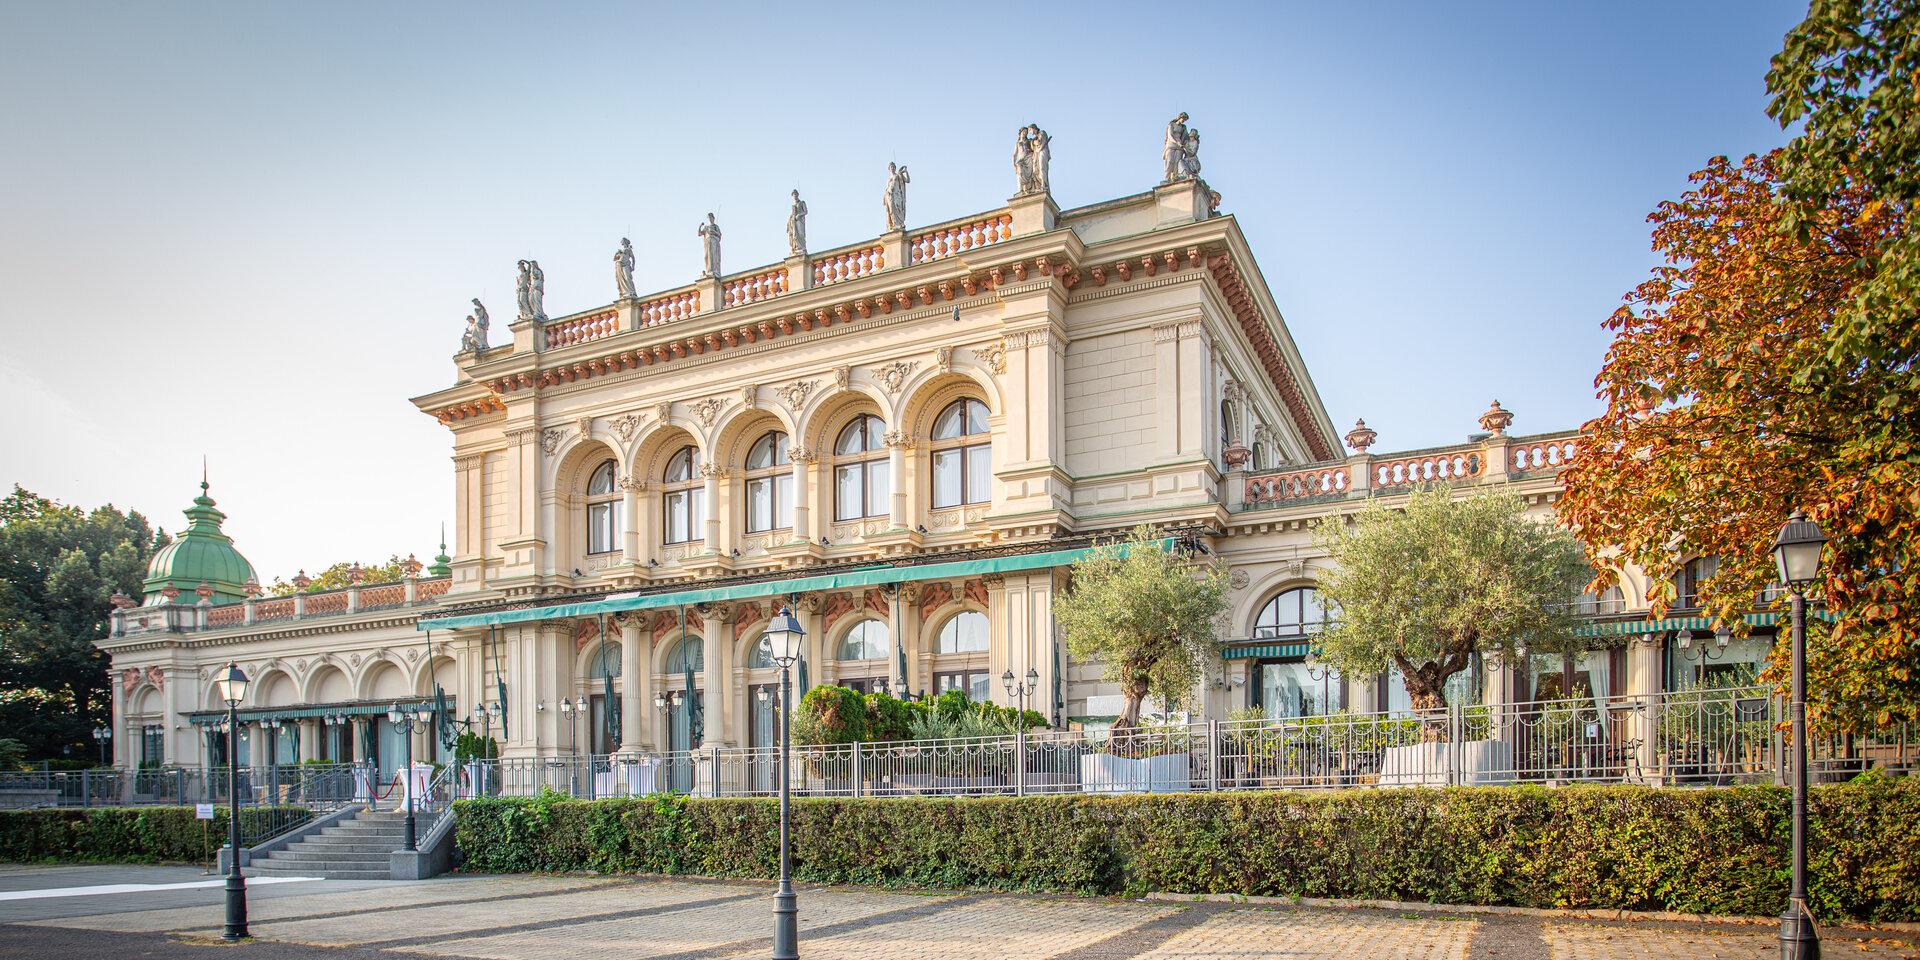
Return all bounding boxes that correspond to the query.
[1570,611,1833,638]
[186,698,445,724]
[417,539,1177,631]
[1222,641,1312,660]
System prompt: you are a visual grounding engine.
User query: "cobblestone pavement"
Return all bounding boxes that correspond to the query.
[1,868,1915,960]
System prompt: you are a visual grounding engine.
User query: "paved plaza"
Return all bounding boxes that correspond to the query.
[0,865,1914,960]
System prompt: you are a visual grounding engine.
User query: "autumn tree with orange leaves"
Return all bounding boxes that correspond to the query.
[1559,2,1920,733]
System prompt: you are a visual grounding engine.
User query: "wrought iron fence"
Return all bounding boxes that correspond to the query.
[437,687,1914,801]
[14,689,1915,809]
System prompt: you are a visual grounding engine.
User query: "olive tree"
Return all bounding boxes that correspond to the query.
[1055,526,1230,731]
[1314,489,1588,732]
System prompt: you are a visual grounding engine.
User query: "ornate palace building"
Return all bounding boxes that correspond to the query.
[97,120,1746,779]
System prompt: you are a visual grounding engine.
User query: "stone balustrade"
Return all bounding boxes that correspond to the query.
[723,266,790,308]
[358,583,407,610]
[110,577,457,638]
[543,309,619,349]
[1512,437,1579,472]
[252,597,295,623]
[206,604,245,627]
[1374,451,1482,489]
[811,245,885,286]
[638,288,701,326]
[1245,463,1350,504]
[909,213,1013,264]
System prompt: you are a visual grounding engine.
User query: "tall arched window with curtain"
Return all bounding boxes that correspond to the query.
[930,399,990,508]
[1250,586,1342,719]
[834,618,891,693]
[931,609,989,701]
[585,460,620,555]
[834,414,889,521]
[744,431,792,533]
[661,446,704,545]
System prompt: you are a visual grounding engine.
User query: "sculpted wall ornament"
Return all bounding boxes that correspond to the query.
[788,444,815,464]
[1228,569,1251,591]
[618,474,647,492]
[690,396,727,429]
[833,366,851,390]
[871,359,918,395]
[740,385,759,409]
[577,416,594,439]
[935,346,953,373]
[655,402,672,426]
[609,411,646,443]
[540,428,568,455]
[775,379,818,412]
[972,341,1008,376]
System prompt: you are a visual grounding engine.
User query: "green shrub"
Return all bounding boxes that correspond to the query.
[0,806,306,864]
[451,780,1920,922]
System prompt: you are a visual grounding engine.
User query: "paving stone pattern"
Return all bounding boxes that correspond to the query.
[7,871,1919,960]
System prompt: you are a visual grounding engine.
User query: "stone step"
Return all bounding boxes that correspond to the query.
[251,864,391,881]
[286,839,397,855]
[263,848,394,862]
[308,827,407,841]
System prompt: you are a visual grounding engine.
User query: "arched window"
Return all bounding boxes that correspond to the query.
[1251,441,1267,472]
[935,610,988,654]
[665,633,703,673]
[833,414,890,521]
[744,431,793,533]
[746,635,775,669]
[586,460,620,555]
[662,446,704,545]
[1220,400,1234,450]
[1677,556,1718,609]
[589,642,622,679]
[837,619,890,661]
[930,399,990,509]
[1253,586,1331,639]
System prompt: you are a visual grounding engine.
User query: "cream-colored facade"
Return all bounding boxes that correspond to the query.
[100,134,1743,773]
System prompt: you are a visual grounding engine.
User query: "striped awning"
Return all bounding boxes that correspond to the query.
[186,698,445,725]
[1221,641,1312,660]
[1572,611,1825,638]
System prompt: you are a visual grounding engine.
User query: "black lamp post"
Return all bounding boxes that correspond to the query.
[1678,624,1733,687]
[1304,652,1336,716]
[387,705,431,852]
[1773,510,1826,960]
[215,662,251,942]
[763,608,805,960]
[92,725,111,766]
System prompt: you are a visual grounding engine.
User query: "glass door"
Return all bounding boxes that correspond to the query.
[749,684,776,793]
[375,716,407,781]
[667,690,702,791]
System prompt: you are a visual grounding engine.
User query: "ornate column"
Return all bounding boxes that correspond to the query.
[788,446,814,544]
[700,464,722,551]
[794,595,824,695]
[885,430,909,528]
[1626,633,1664,784]
[299,719,319,763]
[620,476,648,565]
[619,615,646,751]
[894,584,923,696]
[698,605,734,746]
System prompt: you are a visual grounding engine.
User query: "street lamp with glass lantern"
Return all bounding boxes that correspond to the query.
[1000,667,1040,715]
[92,725,111,766]
[386,705,432,852]
[1304,651,1336,716]
[763,608,805,960]
[214,662,250,942]
[1677,623,1733,688]
[1773,510,1826,960]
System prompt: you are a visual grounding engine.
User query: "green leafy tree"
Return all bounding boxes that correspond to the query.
[1315,489,1588,736]
[0,485,161,761]
[267,556,409,596]
[1054,526,1229,732]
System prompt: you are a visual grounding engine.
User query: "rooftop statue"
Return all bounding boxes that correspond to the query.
[787,190,808,257]
[528,260,546,321]
[615,238,636,300]
[883,162,910,231]
[699,213,722,278]
[1014,124,1050,196]
[460,298,490,354]
[515,260,533,320]
[1163,112,1199,183]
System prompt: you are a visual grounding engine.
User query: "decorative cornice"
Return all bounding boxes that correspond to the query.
[1207,253,1336,460]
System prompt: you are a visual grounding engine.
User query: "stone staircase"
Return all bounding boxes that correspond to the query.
[249,809,407,880]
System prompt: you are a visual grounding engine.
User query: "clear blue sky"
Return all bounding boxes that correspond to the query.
[0,1,1805,582]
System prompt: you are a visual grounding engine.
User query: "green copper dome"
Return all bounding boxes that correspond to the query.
[142,480,257,605]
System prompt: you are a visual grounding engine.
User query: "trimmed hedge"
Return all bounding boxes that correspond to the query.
[0,806,301,864]
[454,777,1920,922]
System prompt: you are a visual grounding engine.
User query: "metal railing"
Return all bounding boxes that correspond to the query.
[435,688,1914,801]
[15,691,1913,810]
